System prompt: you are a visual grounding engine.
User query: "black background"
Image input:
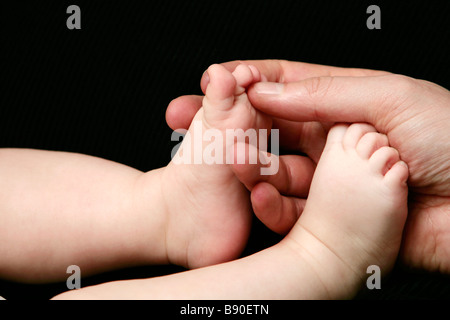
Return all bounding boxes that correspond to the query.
[1,0,450,300]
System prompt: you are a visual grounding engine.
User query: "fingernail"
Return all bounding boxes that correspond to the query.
[253,82,284,95]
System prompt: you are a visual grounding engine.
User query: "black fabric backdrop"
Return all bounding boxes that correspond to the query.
[1,0,450,300]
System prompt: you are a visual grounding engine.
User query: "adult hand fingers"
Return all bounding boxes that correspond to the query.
[231,145,315,198]
[251,182,306,235]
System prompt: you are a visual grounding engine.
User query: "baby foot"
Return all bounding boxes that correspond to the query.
[161,64,271,268]
[284,123,409,297]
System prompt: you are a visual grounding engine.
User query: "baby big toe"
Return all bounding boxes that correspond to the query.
[204,64,237,111]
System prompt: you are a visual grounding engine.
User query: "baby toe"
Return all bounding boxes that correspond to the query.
[324,123,349,148]
[356,132,389,159]
[204,64,237,111]
[232,64,260,95]
[383,160,409,189]
[369,146,400,176]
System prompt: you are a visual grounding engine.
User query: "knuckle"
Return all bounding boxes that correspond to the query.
[387,74,418,95]
[302,77,335,120]
[304,76,335,104]
[374,74,419,127]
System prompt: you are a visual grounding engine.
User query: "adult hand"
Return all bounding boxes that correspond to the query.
[167,60,389,163]
[165,60,450,273]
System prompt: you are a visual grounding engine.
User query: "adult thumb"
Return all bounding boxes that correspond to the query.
[248,74,413,128]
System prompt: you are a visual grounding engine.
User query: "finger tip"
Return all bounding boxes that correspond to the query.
[165,95,202,131]
[251,182,278,208]
[251,183,292,235]
[165,98,180,130]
